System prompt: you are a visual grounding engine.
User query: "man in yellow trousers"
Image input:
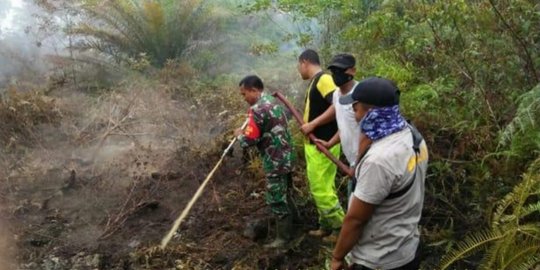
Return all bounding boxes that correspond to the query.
[297,49,345,242]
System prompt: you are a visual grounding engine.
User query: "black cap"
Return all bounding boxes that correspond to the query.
[339,77,400,107]
[327,54,356,70]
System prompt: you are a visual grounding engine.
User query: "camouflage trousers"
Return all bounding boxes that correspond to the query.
[266,174,295,218]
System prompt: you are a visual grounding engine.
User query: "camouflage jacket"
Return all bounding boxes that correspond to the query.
[238,93,294,177]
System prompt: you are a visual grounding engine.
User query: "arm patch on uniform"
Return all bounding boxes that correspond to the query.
[244,110,261,139]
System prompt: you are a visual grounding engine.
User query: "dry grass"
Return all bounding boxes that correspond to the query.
[0,217,15,270]
[0,72,252,267]
[0,87,61,149]
[0,62,333,269]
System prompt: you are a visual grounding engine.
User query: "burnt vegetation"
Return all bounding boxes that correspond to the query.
[0,0,539,269]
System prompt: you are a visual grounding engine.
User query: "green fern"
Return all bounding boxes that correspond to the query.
[521,201,540,218]
[509,255,540,270]
[502,240,540,270]
[498,84,540,160]
[439,229,505,269]
[440,159,540,269]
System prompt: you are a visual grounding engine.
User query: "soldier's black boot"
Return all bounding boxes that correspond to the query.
[264,215,292,249]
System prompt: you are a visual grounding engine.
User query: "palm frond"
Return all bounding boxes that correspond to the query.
[71,0,220,67]
[71,24,131,51]
[80,1,142,45]
[439,229,505,269]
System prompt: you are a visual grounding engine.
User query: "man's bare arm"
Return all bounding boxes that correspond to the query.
[301,105,336,135]
[331,197,375,269]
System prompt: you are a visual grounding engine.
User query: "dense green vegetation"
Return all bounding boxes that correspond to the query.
[244,1,540,267]
[3,0,539,268]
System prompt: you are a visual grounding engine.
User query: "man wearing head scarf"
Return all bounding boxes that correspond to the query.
[330,77,429,270]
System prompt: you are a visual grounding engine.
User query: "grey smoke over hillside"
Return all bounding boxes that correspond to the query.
[0,0,314,89]
[0,0,68,86]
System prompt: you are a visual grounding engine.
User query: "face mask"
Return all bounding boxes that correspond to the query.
[331,70,353,86]
[359,109,372,131]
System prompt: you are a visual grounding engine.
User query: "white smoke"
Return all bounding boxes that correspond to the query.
[0,0,69,87]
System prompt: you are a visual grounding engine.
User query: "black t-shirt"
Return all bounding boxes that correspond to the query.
[305,72,338,142]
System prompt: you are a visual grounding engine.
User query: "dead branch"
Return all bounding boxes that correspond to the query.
[90,96,137,162]
[99,179,140,240]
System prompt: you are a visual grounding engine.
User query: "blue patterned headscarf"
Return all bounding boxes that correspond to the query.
[360,105,406,141]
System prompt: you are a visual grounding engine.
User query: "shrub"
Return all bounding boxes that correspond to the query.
[0,88,61,148]
[71,0,224,67]
[440,158,540,270]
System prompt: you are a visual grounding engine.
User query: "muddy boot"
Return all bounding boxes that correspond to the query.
[286,175,301,224]
[322,229,340,243]
[242,218,267,241]
[287,194,300,224]
[308,228,331,237]
[264,215,292,249]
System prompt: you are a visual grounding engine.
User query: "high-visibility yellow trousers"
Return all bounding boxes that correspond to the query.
[304,143,344,230]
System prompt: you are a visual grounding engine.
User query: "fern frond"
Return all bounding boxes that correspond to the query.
[516,224,540,241]
[508,255,540,270]
[493,170,540,226]
[439,229,505,270]
[479,237,505,270]
[466,223,540,269]
[499,84,540,147]
[521,201,540,220]
[503,243,540,270]
[527,157,540,174]
[493,185,523,226]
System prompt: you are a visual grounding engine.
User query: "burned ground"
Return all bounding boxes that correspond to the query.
[0,82,335,270]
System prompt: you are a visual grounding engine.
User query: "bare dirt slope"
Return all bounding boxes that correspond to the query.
[0,84,330,270]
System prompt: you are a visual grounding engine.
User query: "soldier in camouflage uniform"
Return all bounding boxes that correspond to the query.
[234,75,295,248]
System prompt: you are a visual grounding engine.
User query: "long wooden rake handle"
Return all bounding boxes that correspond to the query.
[272,92,353,177]
[160,119,249,249]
